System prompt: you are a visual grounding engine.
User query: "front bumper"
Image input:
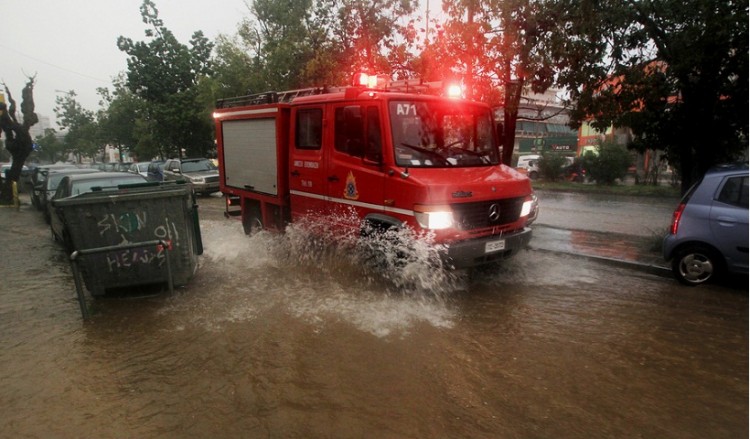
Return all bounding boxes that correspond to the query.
[191,181,220,194]
[444,227,532,269]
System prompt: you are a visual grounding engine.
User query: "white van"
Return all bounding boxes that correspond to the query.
[516,154,541,179]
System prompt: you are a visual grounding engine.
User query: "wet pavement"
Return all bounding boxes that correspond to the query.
[529,189,677,274]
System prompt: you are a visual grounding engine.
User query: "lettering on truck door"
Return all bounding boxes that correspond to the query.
[325,104,385,228]
[289,107,327,219]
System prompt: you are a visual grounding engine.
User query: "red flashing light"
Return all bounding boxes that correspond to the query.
[354,72,378,88]
[446,84,463,98]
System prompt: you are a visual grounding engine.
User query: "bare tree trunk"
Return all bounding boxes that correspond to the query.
[0,77,37,204]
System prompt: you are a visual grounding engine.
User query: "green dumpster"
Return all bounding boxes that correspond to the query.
[53,182,202,296]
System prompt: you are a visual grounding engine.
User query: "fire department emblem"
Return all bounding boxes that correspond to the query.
[344,171,359,200]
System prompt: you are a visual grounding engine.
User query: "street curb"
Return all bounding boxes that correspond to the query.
[527,246,673,278]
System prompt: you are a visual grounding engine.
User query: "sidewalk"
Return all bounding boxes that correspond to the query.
[528,224,671,276]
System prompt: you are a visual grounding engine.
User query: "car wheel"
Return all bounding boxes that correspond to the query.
[671,244,722,286]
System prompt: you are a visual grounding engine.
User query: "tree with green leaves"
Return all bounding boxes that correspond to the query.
[34,128,66,163]
[549,0,748,193]
[332,0,418,76]
[117,0,214,159]
[54,90,100,163]
[97,76,145,161]
[434,0,562,166]
[215,0,419,96]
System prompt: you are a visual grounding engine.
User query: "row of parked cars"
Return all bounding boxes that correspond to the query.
[28,158,220,251]
[125,158,220,195]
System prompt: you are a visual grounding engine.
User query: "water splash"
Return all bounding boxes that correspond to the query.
[280,209,464,299]
[167,216,463,336]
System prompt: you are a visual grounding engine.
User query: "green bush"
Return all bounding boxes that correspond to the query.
[539,152,568,181]
[587,141,632,185]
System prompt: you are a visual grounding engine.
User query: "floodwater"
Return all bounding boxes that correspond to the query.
[1,194,747,438]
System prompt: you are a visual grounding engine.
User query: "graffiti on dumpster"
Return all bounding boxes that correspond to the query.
[97,211,182,272]
[106,247,166,272]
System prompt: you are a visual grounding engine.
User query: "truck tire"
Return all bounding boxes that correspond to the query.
[528,171,538,180]
[242,205,263,235]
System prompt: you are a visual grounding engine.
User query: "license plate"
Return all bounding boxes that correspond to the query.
[485,239,506,253]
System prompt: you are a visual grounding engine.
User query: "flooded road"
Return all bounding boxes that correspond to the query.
[1,194,746,438]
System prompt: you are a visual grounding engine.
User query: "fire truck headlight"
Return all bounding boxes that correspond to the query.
[521,200,533,217]
[414,205,453,230]
[521,193,538,221]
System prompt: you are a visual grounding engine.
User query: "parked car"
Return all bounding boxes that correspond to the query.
[0,163,30,185]
[96,162,118,172]
[147,160,165,182]
[40,168,101,223]
[30,163,79,209]
[49,172,148,250]
[129,162,150,177]
[163,158,220,195]
[516,154,541,180]
[663,163,749,285]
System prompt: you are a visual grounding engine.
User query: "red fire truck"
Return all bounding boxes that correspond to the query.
[213,74,537,269]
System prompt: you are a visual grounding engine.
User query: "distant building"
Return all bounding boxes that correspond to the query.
[28,114,52,140]
[500,88,579,157]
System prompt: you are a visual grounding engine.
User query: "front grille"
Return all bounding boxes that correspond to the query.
[451,197,524,230]
[205,176,220,183]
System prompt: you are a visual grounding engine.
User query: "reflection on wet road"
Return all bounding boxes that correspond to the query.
[1,195,746,438]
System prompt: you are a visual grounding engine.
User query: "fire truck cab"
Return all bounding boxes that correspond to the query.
[214,75,536,269]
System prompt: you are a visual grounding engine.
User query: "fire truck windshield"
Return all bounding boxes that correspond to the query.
[389,100,499,168]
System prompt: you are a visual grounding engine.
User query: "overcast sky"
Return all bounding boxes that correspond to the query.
[1,0,250,126]
[2,0,440,128]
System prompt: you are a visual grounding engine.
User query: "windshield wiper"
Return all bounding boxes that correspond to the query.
[399,143,451,166]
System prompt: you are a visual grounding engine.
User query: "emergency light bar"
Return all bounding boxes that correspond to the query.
[353,72,463,98]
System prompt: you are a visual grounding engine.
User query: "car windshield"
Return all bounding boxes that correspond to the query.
[182,159,216,173]
[389,100,499,168]
[71,176,145,195]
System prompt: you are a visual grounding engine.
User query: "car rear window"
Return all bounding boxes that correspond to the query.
[71,177,145,195]
[680,177,703,205]
[182,160,216,173]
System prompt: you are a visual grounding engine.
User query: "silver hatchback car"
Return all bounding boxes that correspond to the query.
[663,163,748,285]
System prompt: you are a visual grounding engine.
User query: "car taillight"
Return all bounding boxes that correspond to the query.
[670,203,686,235]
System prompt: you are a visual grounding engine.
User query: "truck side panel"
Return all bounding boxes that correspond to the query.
[216,104,290,232]
[222,118,279,196]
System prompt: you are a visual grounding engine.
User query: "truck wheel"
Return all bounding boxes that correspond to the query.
[528,171,538,180]
[242,206,263,235]
[671,244,722,286]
